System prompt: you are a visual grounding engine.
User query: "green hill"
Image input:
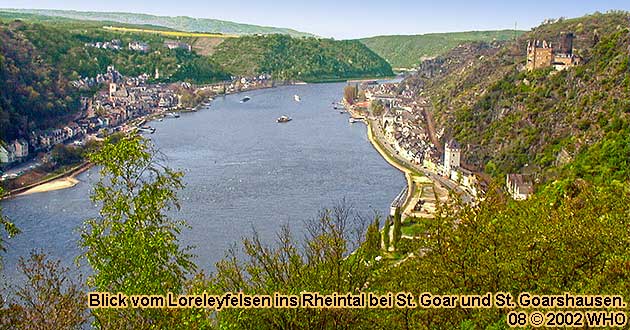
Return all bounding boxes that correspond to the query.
[212,34,393,82]
[0,8,315,37]
[413,11,630,184]
[360,30,524,69]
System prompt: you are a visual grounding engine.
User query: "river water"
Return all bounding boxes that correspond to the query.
[0,82,404,282]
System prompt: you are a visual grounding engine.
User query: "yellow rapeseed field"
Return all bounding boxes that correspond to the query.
[103,26,239,38]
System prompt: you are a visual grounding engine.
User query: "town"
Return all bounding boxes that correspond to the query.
[0,63,273,186]
[340,32,579,222]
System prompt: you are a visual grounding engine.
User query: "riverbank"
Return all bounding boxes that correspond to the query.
[365,120,417,216]
[18,177,79,196]
[2,162,93,199]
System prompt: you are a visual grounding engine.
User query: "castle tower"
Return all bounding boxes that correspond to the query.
[444,139,461,174]
[558,32,574,55]
[526,39,553,71]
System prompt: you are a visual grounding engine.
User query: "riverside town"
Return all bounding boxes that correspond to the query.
[1,2,630,329]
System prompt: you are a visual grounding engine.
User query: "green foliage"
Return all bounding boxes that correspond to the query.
[0,187,19,265]
[371,181,630,328]
[421,12,630,181]
[210,204,380,329]
[0,252,87,329]
[364,217,381,258]
[361,30,523,68]
[0,19,229,141]
[51,144,84,166]
[391,208,402,250]
[382,216,391,251]
[212,34,393,81]
[0,22,81,141]
[79,136,196,328]
[370,99,385,116]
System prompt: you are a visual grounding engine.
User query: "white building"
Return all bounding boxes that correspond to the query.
[0,145,14,164]
[506,174,534,200]
[444,139,461,174]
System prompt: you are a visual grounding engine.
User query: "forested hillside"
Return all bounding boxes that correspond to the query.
[212,34,393,81]
[360,30,523,69]
[412,11,630,184]
[0,21,80,141]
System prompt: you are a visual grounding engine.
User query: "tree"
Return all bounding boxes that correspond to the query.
[78,135,197,328]
[364,217,381,258]
[391,207,402,250]
[51,144,83,166]
[374,180,630,328]
[370,100,385,117]
[344,85,358,104]
[211,202,379,329]
[0,252,88,329]
[0,187,19,266]
[382,216,391,251]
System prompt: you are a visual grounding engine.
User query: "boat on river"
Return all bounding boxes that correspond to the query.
[294,95,301,102]
[240,96,251,103]
[277,115,292,123]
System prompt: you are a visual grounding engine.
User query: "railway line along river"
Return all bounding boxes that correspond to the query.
[0,82,404,283]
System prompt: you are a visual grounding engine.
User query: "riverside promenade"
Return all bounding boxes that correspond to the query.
[343,98,473,219]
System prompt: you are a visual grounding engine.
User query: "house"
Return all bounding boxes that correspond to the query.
[128,41,150,52]
[506,174,534,200]
[0,144,15,164]
[164,40,192,51]
[12,139,28,158]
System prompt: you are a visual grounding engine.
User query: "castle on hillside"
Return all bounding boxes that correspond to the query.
[526,32,581,71]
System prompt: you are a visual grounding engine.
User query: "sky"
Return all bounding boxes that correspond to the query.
[1,0,630,39]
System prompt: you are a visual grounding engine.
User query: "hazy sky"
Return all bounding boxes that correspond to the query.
[2,0,629,39]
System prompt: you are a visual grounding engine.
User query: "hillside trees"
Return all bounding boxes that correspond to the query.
[372,180,630,328]
[209,203,381,329]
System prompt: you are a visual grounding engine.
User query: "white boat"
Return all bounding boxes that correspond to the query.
[166,112,180,118]
[138,126,156,134]
[294,95,301,102]
[349,118,357,123]
[277,115,292,123]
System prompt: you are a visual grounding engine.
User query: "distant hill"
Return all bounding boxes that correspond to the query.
[211,35,393,82]
[0,8,316,37]
[360,30,524,69]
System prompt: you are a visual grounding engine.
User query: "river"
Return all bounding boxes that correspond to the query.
[0,82,404,283]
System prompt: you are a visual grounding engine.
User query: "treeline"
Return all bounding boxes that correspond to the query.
[0,136,629,329]
[211,34,393,82]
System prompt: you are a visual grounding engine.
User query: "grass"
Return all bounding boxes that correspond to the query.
[401,222,425,237]
[103,26,239,38]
